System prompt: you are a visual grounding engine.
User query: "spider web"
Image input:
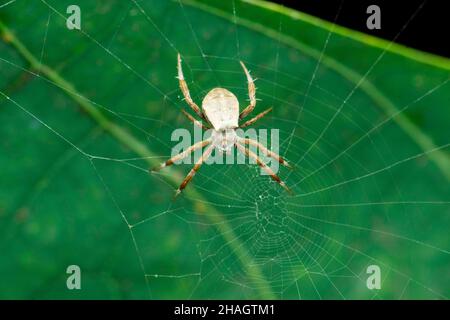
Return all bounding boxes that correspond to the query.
[0,0,449,299]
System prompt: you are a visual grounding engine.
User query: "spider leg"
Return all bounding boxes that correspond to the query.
[239,107,272,128]
[237,137,291,169]
[151,139,211,172]
[181,109,210,130]
[174,144,215,198]
[177,54,209,122]
[238,61,256,120]
[236,143,292,194]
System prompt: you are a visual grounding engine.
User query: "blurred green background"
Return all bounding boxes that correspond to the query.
[0,0,449,299]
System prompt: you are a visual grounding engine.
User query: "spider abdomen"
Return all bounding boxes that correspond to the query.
[202,88,239,130]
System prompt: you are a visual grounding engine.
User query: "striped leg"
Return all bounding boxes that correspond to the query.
[236,143,292,194]
[239,107,272,128]
[151,139,211,172]
[238,137,291,169]
[174,144,215,197]
[181,109,210,130]
[239,61,256,120]
[177,54,208,122]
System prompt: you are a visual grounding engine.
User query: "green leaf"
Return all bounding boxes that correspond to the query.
[0,0,448,299]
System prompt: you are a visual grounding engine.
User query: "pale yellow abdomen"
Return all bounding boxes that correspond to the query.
[202,88,239,130]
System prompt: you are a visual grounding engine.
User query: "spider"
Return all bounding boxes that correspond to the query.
[152,54,292,197]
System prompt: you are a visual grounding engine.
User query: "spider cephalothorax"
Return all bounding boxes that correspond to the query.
[152,54,292,197]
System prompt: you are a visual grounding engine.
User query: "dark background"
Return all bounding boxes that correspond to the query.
[272,0,449,58]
